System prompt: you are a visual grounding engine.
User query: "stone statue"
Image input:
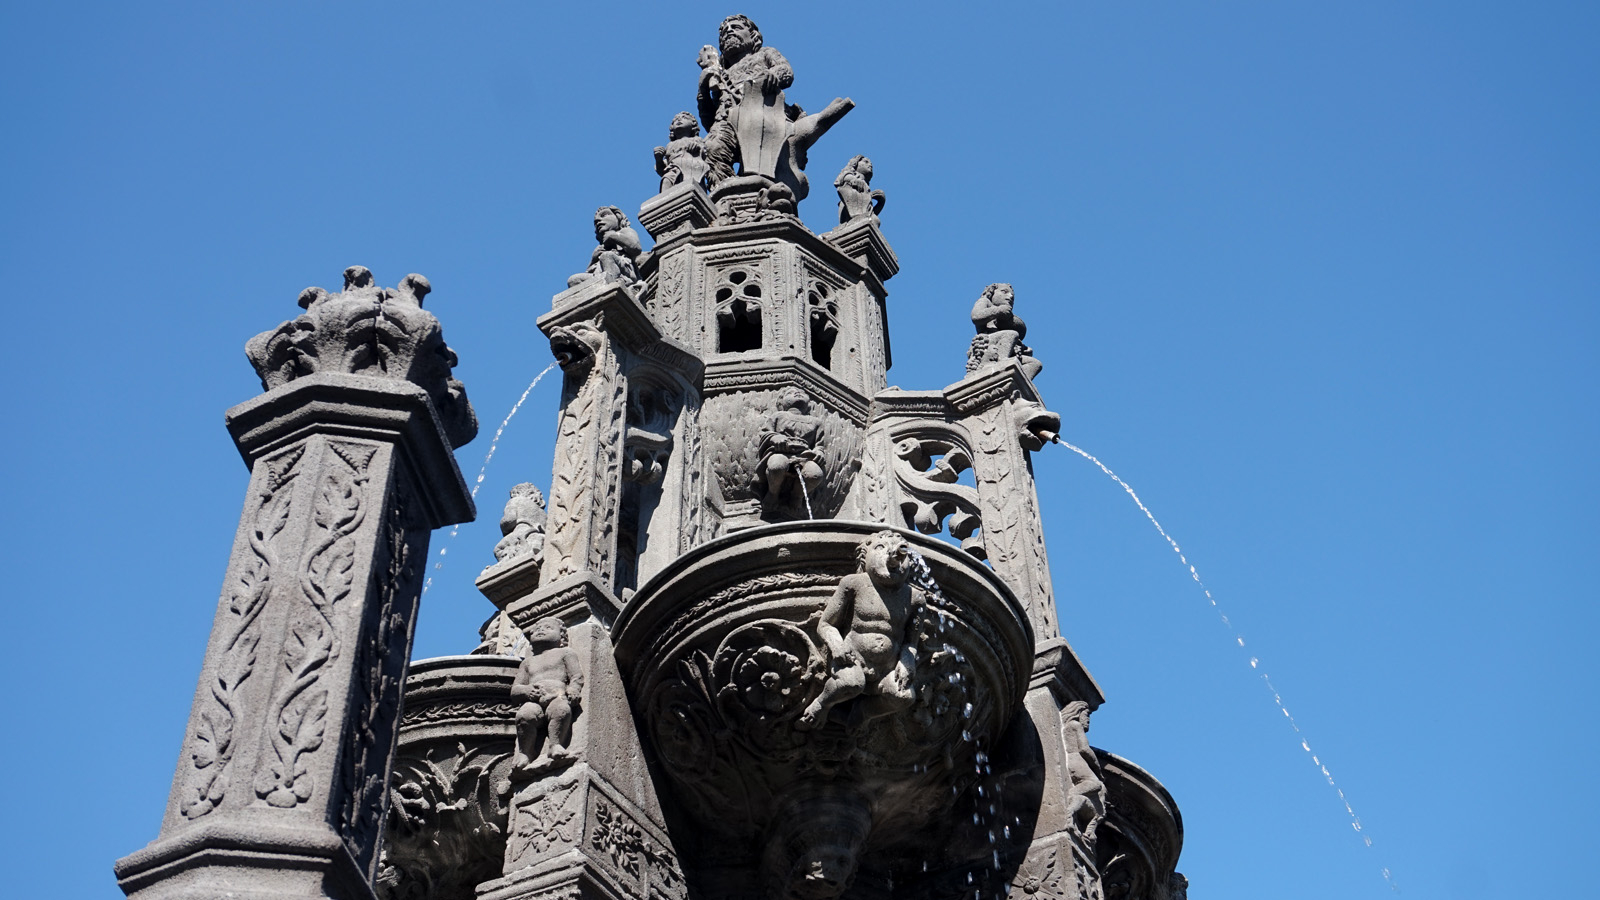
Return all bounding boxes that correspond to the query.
[1060,700,1105,841]
[755,387,825,513]
[493,483,547,564]
[654,111,711,192]
[510,617,585,779]
[697,16,853,199]
[966,282,1043,379]
[834,155,886,224]
[796,531,926,731]
[567,206,643,289]
[245,265,477,448]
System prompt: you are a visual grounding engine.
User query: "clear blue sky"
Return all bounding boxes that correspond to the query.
[2,3,1594,898]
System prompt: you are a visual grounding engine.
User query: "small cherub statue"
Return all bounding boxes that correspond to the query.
[567,206,644,289]
[510,616,585,778]
[655,111,711,192]
[834,155,886,224]
[966,282,1042,379]
[796,531,925,731]
[755,387,824,512]
[492,483,546,565]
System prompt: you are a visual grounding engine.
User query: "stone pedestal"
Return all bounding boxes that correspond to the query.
[115,374,474,900]
[638,183,714,242]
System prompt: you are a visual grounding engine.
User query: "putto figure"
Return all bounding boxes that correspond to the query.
[966,282,1043,379]
[492,483,547,565]
[755,387,825,513]
[834,155,886,224]
[797,531,926,731]
[654,111,711,192]
[567,206,644,289]
[510,617,585,779]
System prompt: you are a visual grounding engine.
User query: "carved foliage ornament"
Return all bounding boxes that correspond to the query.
[180,444,305,820]
[378,742,513,900]
[254,440,376,809]
[245,266,477,448]
[341,485,424,869]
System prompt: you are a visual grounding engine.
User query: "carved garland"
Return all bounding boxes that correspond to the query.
[341,484,422,867]
[179,444,305,819]
[255,440,376,808]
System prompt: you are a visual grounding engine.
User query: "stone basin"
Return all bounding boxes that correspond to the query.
[612,521,1034,897]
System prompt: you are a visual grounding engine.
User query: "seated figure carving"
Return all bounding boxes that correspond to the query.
[492,483,547,565]
[796,531,925,732]
[567,206,643,290]
[755,387,825,513]
[966,282,1043,380]
[510,617,585,779]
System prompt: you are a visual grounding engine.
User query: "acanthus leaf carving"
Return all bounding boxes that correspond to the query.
[180,444,305,819]
[254,440,375,809]
[505,778,584,871]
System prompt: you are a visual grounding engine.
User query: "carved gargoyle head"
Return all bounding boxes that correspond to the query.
[548,322,604,377]
[1011,398,1061,452]
[525,616,568,651]
[857,530,912,588]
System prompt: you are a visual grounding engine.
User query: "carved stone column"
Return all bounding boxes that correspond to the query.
[516,281,701,629]
[945,362,1063,641]
[115,269,476,900]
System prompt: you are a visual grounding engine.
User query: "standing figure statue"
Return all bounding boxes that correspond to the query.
[755,387,825,513]
[510,617,585,779]
[796,531,926,732]
[834,155,886,224]
[654,111,711,192]
[567,206,643,289]
[1060,700,1106,842]
[697,16,853,200]
[966,282,1043,379]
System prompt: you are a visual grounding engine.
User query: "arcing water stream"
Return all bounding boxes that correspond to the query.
[421,362,559,596]
[1058,440,1399,893]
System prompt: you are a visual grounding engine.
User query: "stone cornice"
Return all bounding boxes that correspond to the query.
[223,372,474,529]
[701,355,871,427]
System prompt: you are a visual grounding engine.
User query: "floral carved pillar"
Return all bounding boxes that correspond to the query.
[115,267,477,900]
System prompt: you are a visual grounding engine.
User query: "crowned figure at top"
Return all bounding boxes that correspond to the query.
[696,15,853,201]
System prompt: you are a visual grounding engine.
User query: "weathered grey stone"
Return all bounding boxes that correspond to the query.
[566,207,645,292]
[245,266,478,450]
[696,15,853,203]
[834,155,886,225]
[967,283,1043,381]
[638,181,715,242]
[124,19,1195,900]
[116,287,475,900]
[654,111,711,193]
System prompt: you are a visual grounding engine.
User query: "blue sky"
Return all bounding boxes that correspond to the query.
[2,2,1595,898]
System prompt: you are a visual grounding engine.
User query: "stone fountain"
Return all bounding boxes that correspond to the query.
[116,15,1185,900]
